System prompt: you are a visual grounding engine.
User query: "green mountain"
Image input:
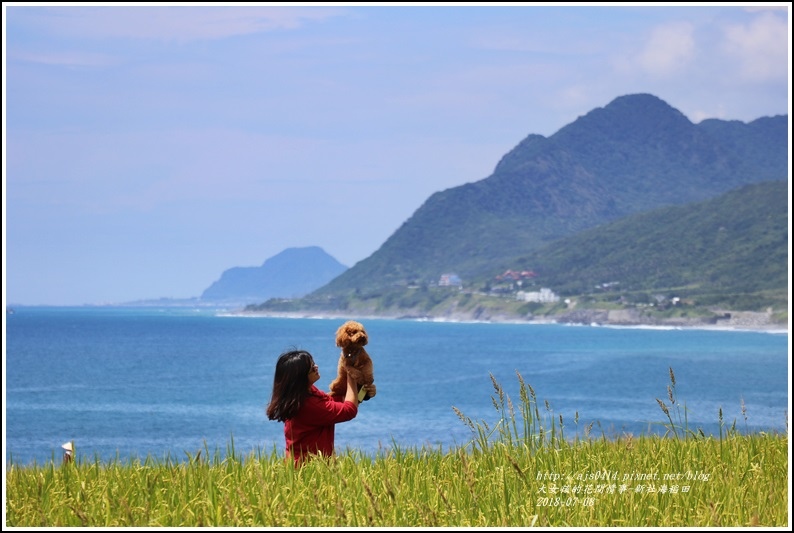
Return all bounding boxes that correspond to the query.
[314,93,787,295]
[508,179,789,303]
[248,179,788,319]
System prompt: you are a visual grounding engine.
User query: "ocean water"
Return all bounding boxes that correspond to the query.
[4,306,789,466]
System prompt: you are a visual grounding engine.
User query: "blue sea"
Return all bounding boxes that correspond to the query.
[4,306,790,466]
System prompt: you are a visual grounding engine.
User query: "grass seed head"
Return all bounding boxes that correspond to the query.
[656,398,670,417]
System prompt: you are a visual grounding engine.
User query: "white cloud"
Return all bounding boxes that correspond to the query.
[689,105,727,123]
[721,11,789,83]
[636,21,696,77]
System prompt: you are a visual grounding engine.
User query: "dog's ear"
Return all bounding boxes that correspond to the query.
[335,323,349,347]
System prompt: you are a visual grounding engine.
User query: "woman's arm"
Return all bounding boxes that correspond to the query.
[345,373,359,405]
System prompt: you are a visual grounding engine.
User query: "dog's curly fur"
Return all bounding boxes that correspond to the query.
[329,320,376,400]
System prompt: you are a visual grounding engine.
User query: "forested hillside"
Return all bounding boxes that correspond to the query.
[504,180,788,303]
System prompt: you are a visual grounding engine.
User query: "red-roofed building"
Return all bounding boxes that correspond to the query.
[496,269,536,281]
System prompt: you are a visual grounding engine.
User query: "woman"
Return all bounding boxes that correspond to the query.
[266,349,366,464]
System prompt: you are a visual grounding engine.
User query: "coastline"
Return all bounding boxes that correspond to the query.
[229,308,789,334]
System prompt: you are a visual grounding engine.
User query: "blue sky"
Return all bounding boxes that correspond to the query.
[3,3,790,306]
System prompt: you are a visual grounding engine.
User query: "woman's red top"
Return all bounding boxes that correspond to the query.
[284,385,358,464]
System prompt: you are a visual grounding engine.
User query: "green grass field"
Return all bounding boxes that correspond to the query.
[5,369,789,527]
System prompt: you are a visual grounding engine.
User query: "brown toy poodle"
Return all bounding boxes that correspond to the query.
[329,320,376,401]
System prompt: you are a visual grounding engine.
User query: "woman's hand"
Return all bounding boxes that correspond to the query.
[362,383,376,399]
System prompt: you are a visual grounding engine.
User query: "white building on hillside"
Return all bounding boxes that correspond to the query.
[439,273,462,287]
[516,287,559,303]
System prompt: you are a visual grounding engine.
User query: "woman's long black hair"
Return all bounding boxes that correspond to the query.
[266,349,314,422]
